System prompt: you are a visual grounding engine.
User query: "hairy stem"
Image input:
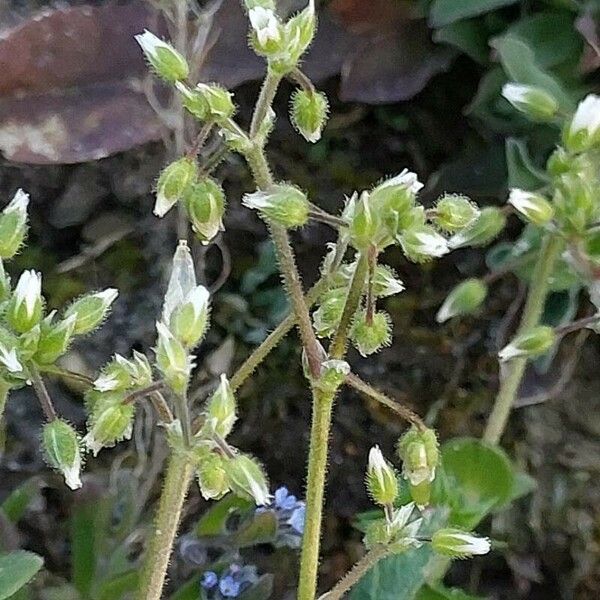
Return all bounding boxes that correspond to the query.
[30,366,57,422]
[136,452,195,600]
[345,373,426,430]
[37,365,94,387]
[483,233,562,444]
[173,389,193,447]
[318,546,391,600]
[298,388,335,600]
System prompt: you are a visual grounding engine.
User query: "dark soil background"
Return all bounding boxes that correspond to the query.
[1,1,600,599]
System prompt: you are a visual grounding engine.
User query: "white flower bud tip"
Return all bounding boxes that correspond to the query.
[0,343,22,373]
[135,30,170,58]
[14,270,42,318]
[368,445,388,475]
[378,169,424,195]
[5,189,30,215]
[249,7,281,46]
[570,94,600,138]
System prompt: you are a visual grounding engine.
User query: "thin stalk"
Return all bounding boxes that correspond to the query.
[136,452,195,600]
[555,314,600,336]
[329,253,368,359]
[173,389,193,447]
[123,381,165,405]
[483,233,562,444]
[150,391,174,424]
[297,388,335,600]
[30,366,57,422]
[345,373,426,430]
[250,69,282,139]
[318,546,391,600]
[38,364,94,387]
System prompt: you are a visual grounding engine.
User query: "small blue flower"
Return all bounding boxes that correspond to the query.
[219,575,241,597]
[201,571,218,590]
[274,486,297,511]
[288,503,305,534]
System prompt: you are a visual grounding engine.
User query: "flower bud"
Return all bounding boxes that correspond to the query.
[84,400,135,456]
[366,446,398,506]
[498,325,555,362]
[501,83,559,121]
[6,270,43,333]
[64,288,118,335]
[351,310,392,357]
[135,30,189,82]
[448,207,506,249]
[399,225,449,263]
[42,419,82,490]
[282,0,316,67]
[433,194,479,233]
[0,189,29,259]
[508,189,554,226]
[436,278,487,323]
[0,260,10,302]
[155,321,193,395]
[312,290,345,338]
[197,451,230,500]
[371,170,423,206]
[314,359,350,394]
[175,82,209,121]
[349,192,381,250]
[397,426,439,507]
[431,528,491,558]
[290,89,329,143]
[34,314,76,365]
[243,184,309,229]
[163,241,196,323]
[169,285,210,348]
[227,454,271,506]
[194,83,236,122]
[204,374,237,438]
[184,178,225,245]
[18,324,40,360]
[372,265,405,298]
[0,339,23,374]
[553,172,595,233]
[248,6,284,57]
[93,354,135,392]
[563,94,600,152]
[155,157,197,218]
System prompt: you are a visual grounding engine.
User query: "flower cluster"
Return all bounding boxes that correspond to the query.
[200,564,260,599]
[257,486,305,548]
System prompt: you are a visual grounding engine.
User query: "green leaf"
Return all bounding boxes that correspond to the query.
[416,584,485,600]
[433,20,489,63]
[196,494,253,537]
[0,478,42,523]
[96,571,139,600]
[170,579,199,600]
[0,551,43,600]
[502,12,582,69]
[71,498,98,598]
[491,35,575,111]
[429,0,518,28]
[233,509,278,548]
[237,574,274,600]
[505,138,549,190]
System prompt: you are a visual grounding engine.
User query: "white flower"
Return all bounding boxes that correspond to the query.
[14,270,42,318]
[186,285,210,320]
[95,288,119,307]
[4,189,29,215]
[249,7,281,46]
[434,530,491,556]
[412,231,449,258]
[508,188,554,225]
[389,502,415,530]
[134,30,173,61]
[368,446,388,480]
[94,373,119,392]
[502,83,529,105]
[452,533,491,555]
[163,241,197,323]
[62,453,82,490]
[0,343,22,373]
[378,169,424,194]
[569,94,600,138]
[509,188,540,213]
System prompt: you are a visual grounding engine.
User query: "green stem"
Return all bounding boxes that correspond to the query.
[483,233,562,444]
[298,388,335,600]
[317,546,391,600]
[250,68,282,139]
[136,452,195,600]
[30,366,57,422]
[37,364,94,387]
[329,253,368,359]
[173,389,193,447]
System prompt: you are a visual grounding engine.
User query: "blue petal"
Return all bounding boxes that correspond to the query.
[219,575,241,597]
[274,486,289,508]
[200,571,218,589]
[288,504,306,534]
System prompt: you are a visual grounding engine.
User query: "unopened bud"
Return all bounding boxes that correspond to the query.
[0,339,22,374]
[204,374,237,438]
[563,94,600,152]
[373,265,405,298]
[170,285,210,348]
[6,270,43,333]
[197,451,230,500]
[18,324,40,360]
[448,207,506,249]
[243,184,309,229]
[248,6,284,57]
[508,189,554,226]
[42,420,82,490]
[194,83,236,122]
[315,359,350,394]
[155,322,193,395]
[397,426,439,507]
[227,454,271,506]
[281,0,316,68]
[155,157,197,218]
[436,278,487,323]
[431,528,491,558]
[184,178,225,245]
[498,325,555,362]
[0,260,10,302]
[433,194,479,233]
[290,89,329,143]
[0,189,29,259]
[135,30,189,82]
[34,314,76,365]
[351,310,392,357]
[93,355,134,392]
[349,192,379,250]
[163,241,197,324]
[84,401,135,456]
[399,225,449,263]
[312,290,345,338]
[502,83,558,121]
[65,288,118,335]
[366,446,398,506]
